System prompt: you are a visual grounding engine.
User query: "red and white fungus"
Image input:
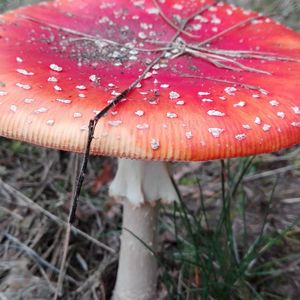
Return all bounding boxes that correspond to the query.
[0,0,300,162]
[1,1,300,299]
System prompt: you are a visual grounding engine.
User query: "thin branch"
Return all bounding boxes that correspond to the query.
[180,73,268,94]
[4,232,78,285]
[197,15,265,46]
[152,0,219,39]
[0,179,114,253]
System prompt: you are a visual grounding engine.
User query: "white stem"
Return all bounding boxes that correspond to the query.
[112,202,158,300]
[110,159,179,206]
[110,159,178,300]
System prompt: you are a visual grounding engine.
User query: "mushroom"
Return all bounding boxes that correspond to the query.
[1,0,300,299]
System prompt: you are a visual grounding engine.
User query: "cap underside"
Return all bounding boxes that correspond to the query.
[1,0,300,161]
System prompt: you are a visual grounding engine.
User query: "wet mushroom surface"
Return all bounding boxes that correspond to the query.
[0,0,300,161]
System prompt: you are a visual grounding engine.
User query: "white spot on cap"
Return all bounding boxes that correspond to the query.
[291,122,300,127]
[176,100,185,105]
[48,76,58,82]
[262,124,271,131]
[277,112,285,119]
[16,83,31,90]
[150,138,160,150]
[73,112,82,118]
[292,106,300,114]
[207,110,225,117]
[10,105,17,112]
[169,91,180,99]
[35,107,48,113]
[235,133,246,141]
[76,85,87,90]
[242,124,251,130]
[138,32,147,39]
[254,117,261,125]
[136,123,149,130]
[24,98,34,104]
[233,101,246,107]
[269,100,279,106]
[173,3,183,10]
[198,91,210,96]
[56,98,72,104]
[135,110,144,116]
[0,91,8,96]
[111,90,121,96]
[16,57,23,63]
[89,74,99,82]
[108,120,122,127]
[54,85,62,91]
[160,84,169,88]
[147,7,159,14]
[16,68,34,76]
[185,131,193,139]
[166,112,177,118]
[208,128,224,138]
[50,64,63,72]
[46,119,55,126]
[224,86,237,95]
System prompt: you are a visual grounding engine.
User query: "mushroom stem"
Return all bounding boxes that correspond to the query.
[112,201,158,300]
[110,158,178,300]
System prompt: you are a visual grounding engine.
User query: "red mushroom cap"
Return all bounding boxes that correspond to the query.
[1,0,300,161]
